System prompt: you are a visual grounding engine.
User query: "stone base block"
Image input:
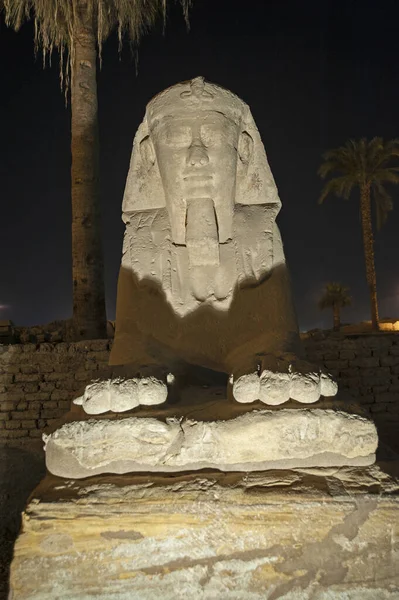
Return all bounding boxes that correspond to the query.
[9,465,399,599]
[44,408,378,478]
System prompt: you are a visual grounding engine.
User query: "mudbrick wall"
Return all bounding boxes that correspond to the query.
[0,340,111,443]
[303,331,399,453]
[0,333,398,452]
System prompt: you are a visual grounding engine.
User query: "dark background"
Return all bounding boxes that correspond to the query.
[1,0,398,331]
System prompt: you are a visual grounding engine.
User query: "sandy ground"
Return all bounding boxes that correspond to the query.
[0,444,45,600]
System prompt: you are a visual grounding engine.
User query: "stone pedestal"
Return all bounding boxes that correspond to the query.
[9,464,399,599]
[44,390,378,478]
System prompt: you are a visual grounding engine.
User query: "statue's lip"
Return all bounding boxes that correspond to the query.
[183,175,213,181]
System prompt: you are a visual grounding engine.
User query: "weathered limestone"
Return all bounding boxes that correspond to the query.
[44,408,378,478]
[9,465,399,599]
[109,76,337,406]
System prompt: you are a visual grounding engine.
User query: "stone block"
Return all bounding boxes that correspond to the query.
[372,384,390,394]
[339,367,359,378]
[362,366,390,378]
[3,429,28,438]
[349,357,380,368]
[389,345,399,356]
[44,372,70,382]
[15,373,39,383]
[9,467,399,599]
[20,420,37,429]
[370,404,387,413]
[324,359,348,370]
[2,365,21,374]
[38,365,54,373]
[51,390,70,402]
[44,400,59,409]
[21,344,37,353]
[37,343,55,353]
[376,392,399,404]
[39,382,55,392]
[0,412,9,420]
[381,355,399,367]
[23,383,39,393]
[339,350,356,360]
[0,400,18,411]
[5,421,21,429]
[322,351,340,360]
[354,347,373,358]
[41,410,62,421]
[11,410,39,420]
[20,366,39,374]
[44,409,377,479]
[25,392,50,402]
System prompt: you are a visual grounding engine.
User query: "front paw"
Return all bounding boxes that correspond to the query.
[73,376,168,415]
[232,356,337,406]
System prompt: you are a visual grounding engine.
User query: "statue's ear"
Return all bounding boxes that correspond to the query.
[122,118,166,213]
[238,130,254,169]
[140,135,156,170]
[235,108,281,210]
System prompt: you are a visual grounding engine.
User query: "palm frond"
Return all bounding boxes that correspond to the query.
[4,0,192,89]
[372,181,394,230]
[318,282,352,309]
[318,175,356,204]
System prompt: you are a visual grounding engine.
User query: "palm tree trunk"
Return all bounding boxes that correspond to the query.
[70,2,106,340]
[332,303,340,331]
[360,183,379,331]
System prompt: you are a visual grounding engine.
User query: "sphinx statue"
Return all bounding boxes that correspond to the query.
[75,76,337,413]
[46,78,379,478]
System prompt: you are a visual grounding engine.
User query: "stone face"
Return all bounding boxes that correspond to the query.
[109,76,336,406]
[44,408,378,478]
[9,466,399,599]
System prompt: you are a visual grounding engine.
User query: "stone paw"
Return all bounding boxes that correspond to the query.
[73,376,168,415]
[232,357,338,406]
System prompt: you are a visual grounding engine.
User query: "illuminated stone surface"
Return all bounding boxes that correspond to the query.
[44,404,377,478]
[109,76,336,406]
[9,465,399,599]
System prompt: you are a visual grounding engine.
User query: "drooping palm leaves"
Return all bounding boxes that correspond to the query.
[5,0,190,89]
[4,0,191,340]
[318,137,399,331]
[318,282,351,331]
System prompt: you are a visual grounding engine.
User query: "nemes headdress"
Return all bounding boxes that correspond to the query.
[122,77,281,214]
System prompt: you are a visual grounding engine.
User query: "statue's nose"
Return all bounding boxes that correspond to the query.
[187,143,209,167]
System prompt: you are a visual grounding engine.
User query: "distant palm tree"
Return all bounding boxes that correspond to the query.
[318,282,351,331]
[4,0,191,340]
[318,137,399,331]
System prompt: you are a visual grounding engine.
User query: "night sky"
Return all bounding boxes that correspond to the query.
[1,0,399,331]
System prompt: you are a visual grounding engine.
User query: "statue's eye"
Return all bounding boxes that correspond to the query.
[165,127,191,147]
[201,125,223,147]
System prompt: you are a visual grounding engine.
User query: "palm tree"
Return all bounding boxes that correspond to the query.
[318,282,351,331]
[318,137,399,331]
[4,0,191,340]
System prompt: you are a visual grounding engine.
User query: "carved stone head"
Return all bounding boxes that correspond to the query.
[122,77,280,246]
